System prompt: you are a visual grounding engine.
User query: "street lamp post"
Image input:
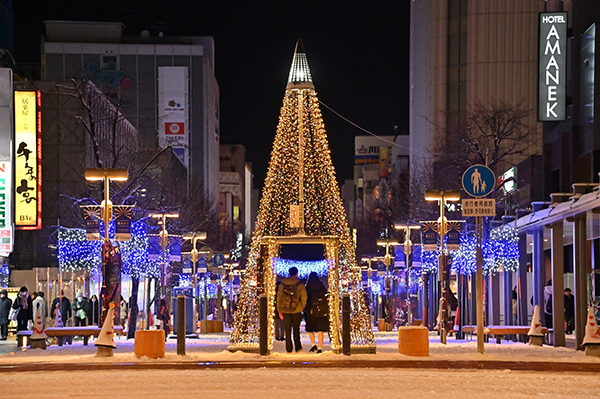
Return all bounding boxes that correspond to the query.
[85,168,128,323]
[150,212,179,332]
[377,239,399,330]
[425,189,460,344]
[394,223,421,326]
[183,232,207,334]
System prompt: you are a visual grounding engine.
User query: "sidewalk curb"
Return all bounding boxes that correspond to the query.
[0,359,598,373]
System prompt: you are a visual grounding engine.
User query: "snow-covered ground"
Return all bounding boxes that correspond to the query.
[2,368,599,398]
[0,331,598,366]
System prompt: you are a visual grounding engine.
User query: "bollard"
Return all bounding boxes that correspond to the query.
[259,294,268,356]
[342,293,351,356]
[177,295,185,356]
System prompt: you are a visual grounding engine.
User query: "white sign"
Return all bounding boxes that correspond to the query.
[462,198,496,217]
[538,12,567,122]
[158,67,189,167]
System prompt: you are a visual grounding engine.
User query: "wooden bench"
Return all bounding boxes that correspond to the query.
[17,326,124,347]
[462,325,549,344]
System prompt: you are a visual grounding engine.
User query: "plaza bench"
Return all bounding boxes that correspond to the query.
[17,326,124,347]
[461,325,549,344]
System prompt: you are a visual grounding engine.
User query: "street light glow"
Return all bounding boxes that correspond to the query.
[85,168,128,181]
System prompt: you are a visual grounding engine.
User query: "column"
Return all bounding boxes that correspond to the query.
[550,221,565,347]
[502,271,512,326]
[572,215,588,350]
[532,228,546,317]
[489,273,501,325]
[517,232,529,328]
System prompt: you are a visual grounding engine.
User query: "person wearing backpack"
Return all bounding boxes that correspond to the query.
[277,267,307,353]
[305,272,328,353]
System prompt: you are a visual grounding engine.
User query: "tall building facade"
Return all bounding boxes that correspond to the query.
[42,21,220,203]
[410,1,545,190]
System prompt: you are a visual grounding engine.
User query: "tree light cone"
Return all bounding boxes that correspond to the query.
[95,304,116,356]
[582,306,600,346]
[528,305,544,337]
[134,329,165,359]
[398,326,429,356]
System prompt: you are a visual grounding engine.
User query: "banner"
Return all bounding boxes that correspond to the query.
[82,205,101,241]
[422,221,438,251]
[14,91,42,229]
[114,205,133,241]
[158,66,189,168]
[412,245,422,269]
[394,245,406,269]
[101,240,121,325]
[446,221,462,251]
[148,234,161,261]
[168,235,182,262]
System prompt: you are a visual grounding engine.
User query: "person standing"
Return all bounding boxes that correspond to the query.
[72,289,88,327]
[277,267,307,353]
[88,295,100,326]
[32,291,48,328]
[120,295,128,328]
[51,290,72,326]
[304,272,328,353]
[0,289,12,340]
[12,287,32,331]
[274,281,285,341]
[543,280,553,328]
[564,288,575,334]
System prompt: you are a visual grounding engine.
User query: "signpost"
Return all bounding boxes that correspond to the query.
[462,164,495,354]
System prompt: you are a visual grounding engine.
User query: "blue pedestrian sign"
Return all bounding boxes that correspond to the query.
[212,253,226,267]
[462,165,495,197]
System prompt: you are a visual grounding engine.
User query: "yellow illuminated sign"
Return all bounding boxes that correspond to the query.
[14,91,42,229]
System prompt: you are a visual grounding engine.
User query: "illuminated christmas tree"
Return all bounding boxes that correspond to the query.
[228,40,375,353]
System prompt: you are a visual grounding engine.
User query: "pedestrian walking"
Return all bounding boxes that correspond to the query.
[51,290,72,326]
[120,295,128,328]
[32,291,48,328]
[0,289,12,340]
[72,289,89,327]
[564,288,575,334]
[304,272,328,353]
[12,286,32,331]
[277,266,307,353]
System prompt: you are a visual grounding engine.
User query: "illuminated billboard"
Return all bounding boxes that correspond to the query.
[0,162,12,255]
[14,91,42,229]
[538,12,567,122]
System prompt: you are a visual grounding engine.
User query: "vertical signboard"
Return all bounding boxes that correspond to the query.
[538,12,567,122]
[14,91,42,229]
[0,69,13,256]
[0,163,12,255]
[158,66,189,168]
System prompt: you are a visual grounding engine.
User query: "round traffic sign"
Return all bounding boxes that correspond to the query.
[462,165,495,197]
[212,253,226,266]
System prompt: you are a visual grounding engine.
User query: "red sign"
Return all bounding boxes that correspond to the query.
[165,122,184,135]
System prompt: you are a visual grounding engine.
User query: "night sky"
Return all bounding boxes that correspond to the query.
[12,1,410,187]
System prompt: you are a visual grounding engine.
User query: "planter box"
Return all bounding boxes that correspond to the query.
[134,330,165,359]
[398,326,429,357]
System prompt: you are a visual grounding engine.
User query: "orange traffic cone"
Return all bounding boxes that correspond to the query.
[527,305,544,346]
[582,306,600,357]
[54,305,64,328]
[30,304,47,350]
[95,302,116,357]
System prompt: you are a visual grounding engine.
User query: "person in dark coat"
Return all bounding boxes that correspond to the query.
[51,290,72,326]
[0,289,12,340]
[277,267,307,354]
[564,288,575,334]
[12,286,32,331]
[88,295,100,326]
[274,281,285,341]
[304,272,329,353]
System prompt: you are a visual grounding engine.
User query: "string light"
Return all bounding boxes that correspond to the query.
[0,261,9,288]
[272,257,330,278]
[229,48,375,352]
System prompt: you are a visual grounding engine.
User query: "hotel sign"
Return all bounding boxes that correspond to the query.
[14,91,42,229]
[538,12,567,122]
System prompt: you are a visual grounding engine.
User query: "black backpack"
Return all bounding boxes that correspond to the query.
[310,295,328,318]
[279,281,301,312]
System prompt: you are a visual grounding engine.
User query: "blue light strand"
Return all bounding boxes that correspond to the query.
[271,257,330,278]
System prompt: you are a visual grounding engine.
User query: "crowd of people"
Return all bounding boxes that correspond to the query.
[0,286,130,335]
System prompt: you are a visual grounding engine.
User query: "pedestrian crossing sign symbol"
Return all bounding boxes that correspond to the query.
[462,165,495,197]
